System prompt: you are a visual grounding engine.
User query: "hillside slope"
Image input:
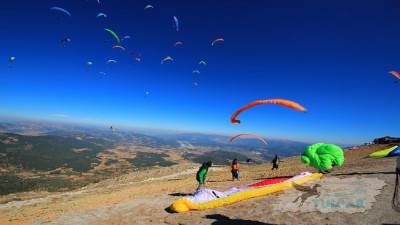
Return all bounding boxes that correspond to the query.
[0,144,399,225]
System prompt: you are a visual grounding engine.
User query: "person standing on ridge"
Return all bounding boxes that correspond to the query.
[231,158,239,181]
[196,161,212,191]
[271,154,280,170]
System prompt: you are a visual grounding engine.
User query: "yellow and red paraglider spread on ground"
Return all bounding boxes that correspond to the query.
[170,172,322,212]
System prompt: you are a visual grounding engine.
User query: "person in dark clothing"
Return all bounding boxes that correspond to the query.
[231,158,239,181]
[196,161,212,191]
[393,155,400,211]
[271,154,280,170]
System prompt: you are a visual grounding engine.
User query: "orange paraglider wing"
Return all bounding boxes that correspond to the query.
[389,71,400,79]
[211,38,224,46]
[174,41,183,47]
[231,99,307,124]
[230,133,268,146]
[112,45,125,51]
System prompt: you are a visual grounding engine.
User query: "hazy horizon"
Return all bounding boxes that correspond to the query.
[0,115,371,146]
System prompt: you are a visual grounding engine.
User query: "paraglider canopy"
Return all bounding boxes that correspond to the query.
[61,39,70,48]
[389,71,400,83]
[212,38,224,46]
[301,143,344,171]
[229,133,268,146]
[50,7,72,17]
[122,36,131,41]
[174,41,183,47]
[112,45,125,51]
[231,99,307,124]
[61,38,70,44]
[161,56,173,64]
[97,13,107,18]
[104,28,120,44]
[173,16,179,31]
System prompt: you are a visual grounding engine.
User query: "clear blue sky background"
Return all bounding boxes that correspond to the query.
[0,0,399,145]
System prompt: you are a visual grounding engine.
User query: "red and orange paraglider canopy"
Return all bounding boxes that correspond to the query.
[230,133,268,146]
[231,99,307,124]
[389,71,400,79]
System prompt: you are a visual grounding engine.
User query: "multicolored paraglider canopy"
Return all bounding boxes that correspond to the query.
[368,145,398,157]
[161,56,173,64]
[387,146,400,157]
[170,172,322,213]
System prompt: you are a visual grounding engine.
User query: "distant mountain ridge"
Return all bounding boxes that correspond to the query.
[156,132,312,157]
[0,121,313,158]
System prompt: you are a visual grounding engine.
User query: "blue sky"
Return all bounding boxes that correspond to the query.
[0,0,399,145]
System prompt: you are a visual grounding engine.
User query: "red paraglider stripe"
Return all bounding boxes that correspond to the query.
[247,178,290,187]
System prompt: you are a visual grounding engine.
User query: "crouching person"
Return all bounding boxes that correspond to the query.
[196,161,213,191]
